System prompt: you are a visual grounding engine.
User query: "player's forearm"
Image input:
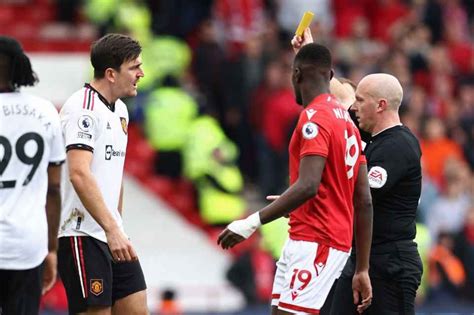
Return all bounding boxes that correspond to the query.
[118,182,124,216]
[69,170,118,232]
[259,178,317,224]
[46,184,61,251]
[354,198,373,272]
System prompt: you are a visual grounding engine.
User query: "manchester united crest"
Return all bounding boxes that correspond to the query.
[120,117,128,135]
[90,279,103,296]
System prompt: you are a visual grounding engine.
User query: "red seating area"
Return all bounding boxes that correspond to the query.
[0,0,91,52]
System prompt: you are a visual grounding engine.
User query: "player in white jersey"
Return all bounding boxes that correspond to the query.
[0,36,65,315]
[57,33,148,315]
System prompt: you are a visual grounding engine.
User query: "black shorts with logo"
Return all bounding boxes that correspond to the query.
[58,236,147,314]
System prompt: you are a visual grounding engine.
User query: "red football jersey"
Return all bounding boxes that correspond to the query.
[288,94,366,252]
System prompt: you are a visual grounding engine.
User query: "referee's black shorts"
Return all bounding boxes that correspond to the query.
[330,241,422,315]
[58,236,147,314]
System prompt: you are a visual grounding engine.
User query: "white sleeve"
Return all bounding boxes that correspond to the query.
[61,106,102,151]
[48,107,66,164]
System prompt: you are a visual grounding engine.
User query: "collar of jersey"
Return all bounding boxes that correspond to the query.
[307,93,333,108]
[84,83,115,112]
[372,124,403,138]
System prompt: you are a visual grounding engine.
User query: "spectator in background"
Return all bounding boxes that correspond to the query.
[192,19,226,119]
[182,114,246,227]
[421,116,465,188]
[213,0,266,58]
[455,206,474,300]
[253,56,301,199]
[457,77,474,168]
[144,75,198,179]
[334,15,385,76]
[426,159,471,242]
[0,36,65,315]
[226,232,275,306]
[428,231,466,302]
[158,289,182,315]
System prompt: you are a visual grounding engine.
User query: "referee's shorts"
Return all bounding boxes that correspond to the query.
[330,240,422,315]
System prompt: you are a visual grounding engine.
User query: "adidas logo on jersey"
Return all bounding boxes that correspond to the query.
[107,122,111,129]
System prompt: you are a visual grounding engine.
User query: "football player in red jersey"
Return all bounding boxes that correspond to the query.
[218,43,373,315]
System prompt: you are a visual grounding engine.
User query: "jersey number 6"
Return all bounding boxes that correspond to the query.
[0,133,44,189]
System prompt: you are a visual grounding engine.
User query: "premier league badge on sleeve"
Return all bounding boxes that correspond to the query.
[78,115,93,132]
[302,122,318,139]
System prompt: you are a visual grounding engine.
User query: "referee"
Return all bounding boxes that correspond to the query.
[330,73,423,315]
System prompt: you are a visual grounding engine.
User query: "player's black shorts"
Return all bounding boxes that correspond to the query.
[58,236,147,314]
[330,240,422,315]
[0,263,43,315]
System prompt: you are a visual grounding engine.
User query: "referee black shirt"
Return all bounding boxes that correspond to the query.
[365,125,422,247]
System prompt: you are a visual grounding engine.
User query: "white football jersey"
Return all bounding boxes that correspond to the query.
[59,84,128,243]
[0,92,65,270]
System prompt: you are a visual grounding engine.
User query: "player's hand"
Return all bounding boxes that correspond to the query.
[266,195,280,201]
[290,27,314,54]
[105,227,137,262]
[352,270,372,313]
[42,252,57,295]
[217,228,246,249]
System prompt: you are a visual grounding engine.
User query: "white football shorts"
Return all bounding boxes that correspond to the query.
[271,238,350,314]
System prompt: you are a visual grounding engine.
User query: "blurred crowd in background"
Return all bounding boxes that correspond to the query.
[4,0,473,312]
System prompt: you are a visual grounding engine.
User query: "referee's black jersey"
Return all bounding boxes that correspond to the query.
[364,125,422,246]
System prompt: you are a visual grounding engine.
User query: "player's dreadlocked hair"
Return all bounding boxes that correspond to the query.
[294,43,332,70]
[91,34,142,79]
[0,36,38,90]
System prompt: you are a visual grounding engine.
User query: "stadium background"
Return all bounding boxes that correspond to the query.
[2,0,472,314]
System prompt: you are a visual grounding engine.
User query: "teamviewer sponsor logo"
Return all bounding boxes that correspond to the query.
[105,145,112,160]
[105,145,125,160]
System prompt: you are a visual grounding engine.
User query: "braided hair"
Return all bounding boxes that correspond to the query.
[0,36,38,91]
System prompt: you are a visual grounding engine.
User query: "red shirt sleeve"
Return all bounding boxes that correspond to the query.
[298,109,332,158]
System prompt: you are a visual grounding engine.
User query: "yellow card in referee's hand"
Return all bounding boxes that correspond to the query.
[295,11,314,36]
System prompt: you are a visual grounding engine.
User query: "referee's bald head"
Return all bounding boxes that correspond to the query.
[358,73,403,111]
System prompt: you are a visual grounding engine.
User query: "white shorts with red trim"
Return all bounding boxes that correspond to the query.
[271,239,350,314]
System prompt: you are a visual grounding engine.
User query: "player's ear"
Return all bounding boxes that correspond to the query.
[329,69,334,80]
[104,68,116,83]
[293,67,302,83]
